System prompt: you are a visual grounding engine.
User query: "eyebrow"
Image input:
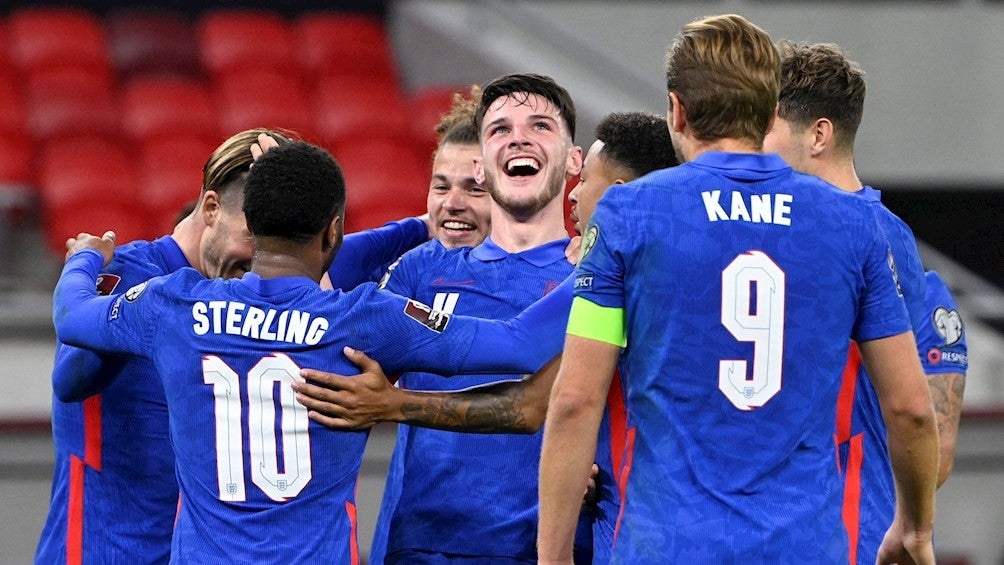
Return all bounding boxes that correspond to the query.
[483,114,560,131]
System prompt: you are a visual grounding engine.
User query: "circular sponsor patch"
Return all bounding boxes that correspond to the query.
[579,225,598,262]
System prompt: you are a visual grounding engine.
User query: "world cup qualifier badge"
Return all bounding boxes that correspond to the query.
[579,225,599,262]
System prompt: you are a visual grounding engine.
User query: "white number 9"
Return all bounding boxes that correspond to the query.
[719,251,786,410]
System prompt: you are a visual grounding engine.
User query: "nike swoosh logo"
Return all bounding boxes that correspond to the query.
[430,277,476,287]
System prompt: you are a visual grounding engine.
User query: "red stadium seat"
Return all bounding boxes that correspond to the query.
[0,136,35,188]
[294,12,397,84]
[107,8,201,79]
[314,77,410,147]
[137,137,218,234]
[408,85,470,159]
[0,79,27,136]
[197,10,296,78]
[24,67,118,143]
[122,77,218,143]
[215,70,315,142]
[334,138,430,232]
[38,138,147,252]
[8,7,111,76]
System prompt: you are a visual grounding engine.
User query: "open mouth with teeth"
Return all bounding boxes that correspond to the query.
[505,157,541,177]
[442,220,476,232]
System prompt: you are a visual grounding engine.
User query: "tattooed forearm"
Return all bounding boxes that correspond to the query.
[398,380,539,434]
[927,372,966,487]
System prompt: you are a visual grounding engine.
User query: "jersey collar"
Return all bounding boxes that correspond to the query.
[856,185,882,202]
[471,236,570,267]
[156,236,192,272]
[692,151,789,173]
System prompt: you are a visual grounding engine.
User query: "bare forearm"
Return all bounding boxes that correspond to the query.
[927,373,965,487]
[398,378,542,433]
[885,407,939,530]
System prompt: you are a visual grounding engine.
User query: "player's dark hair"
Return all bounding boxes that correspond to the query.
[436,85,482,148]
[474,73,577,140]
[595,112,678,178]
[776,41,865,154]
[202,128,294,204]
[243,141,345,244]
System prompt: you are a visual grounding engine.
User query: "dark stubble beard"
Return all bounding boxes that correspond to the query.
[485,166,565,220]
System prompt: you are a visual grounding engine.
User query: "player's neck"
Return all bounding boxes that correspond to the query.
[489,198,568,253]
[170,214,204,272]
[683,136,761,161]
[813,156,863,193]
[251,240,325,283]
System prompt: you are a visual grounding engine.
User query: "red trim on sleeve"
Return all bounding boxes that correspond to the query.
[67,455,85,565]
[83,395,102,471]
[841,434,864,565]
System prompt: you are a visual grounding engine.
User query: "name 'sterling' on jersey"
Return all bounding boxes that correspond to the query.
[702,190,793,226]
[192,301,329,345]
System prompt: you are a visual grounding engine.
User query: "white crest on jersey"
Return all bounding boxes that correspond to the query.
[932,306,964,345]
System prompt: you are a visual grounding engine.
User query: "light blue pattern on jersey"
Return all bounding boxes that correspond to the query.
[574,152,910,563]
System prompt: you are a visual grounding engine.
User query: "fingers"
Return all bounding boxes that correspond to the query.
[299,368,354,387]
[102,230,116,244]
[343,346,382,373]
[306,410,376,430]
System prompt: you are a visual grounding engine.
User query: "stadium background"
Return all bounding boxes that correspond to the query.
[0,0,1000,562]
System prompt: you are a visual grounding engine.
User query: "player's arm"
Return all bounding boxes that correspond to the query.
[860,332,939,565]
[538,298,622,564]
[51,346,127,402]
[928,372,965,486]
[53,233,151,358]
[296,350,559,432]
[326,217,430,291]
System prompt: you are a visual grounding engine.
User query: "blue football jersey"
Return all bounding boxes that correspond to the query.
[36,236,188,565]
[327,217,428,290]
[573,152,911,563]
[372,237,574,563]
[835,186,926,565]
[53,250,566,564]
[918,271,968,375]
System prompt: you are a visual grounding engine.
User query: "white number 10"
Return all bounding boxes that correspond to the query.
[202,353,312,502]
[719,251,786,410]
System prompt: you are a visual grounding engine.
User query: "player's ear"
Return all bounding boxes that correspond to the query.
[566,145,583,178]
[199,191,221,227]
[810,118,833,156]
[473,156,485,184]
[668,92,687,133]
[323,214,342,252]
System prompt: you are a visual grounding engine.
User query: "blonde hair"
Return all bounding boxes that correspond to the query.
[665,14,780,146]
[202,128,295,198]
[435,85,482,148]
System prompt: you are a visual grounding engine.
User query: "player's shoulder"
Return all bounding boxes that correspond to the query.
[924,271,954,304]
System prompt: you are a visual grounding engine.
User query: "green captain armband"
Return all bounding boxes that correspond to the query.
[566,296,626,348]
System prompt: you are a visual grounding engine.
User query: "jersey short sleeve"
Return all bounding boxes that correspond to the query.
[851,209,913,342]
[568,191,630,346]
[918,271,968,375]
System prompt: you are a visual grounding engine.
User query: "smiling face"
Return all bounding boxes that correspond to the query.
[477,92,578,218]
[427,142,492,249]
[568,140,624,235]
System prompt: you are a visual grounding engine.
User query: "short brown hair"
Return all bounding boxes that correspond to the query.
[435,85,482,148]
[776,41,865,154]
[664,14,779,146]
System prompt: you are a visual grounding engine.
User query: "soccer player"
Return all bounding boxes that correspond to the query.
[537,14,939,564]
[50,141,570,563]
[761,40,958,564]
[358,73,582,565]
[292,111,677,564]
[35,127,293,564]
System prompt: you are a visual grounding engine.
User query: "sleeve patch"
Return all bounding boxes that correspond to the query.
[404,299,451,333]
